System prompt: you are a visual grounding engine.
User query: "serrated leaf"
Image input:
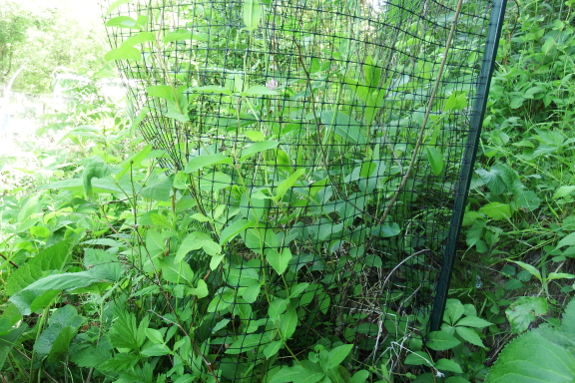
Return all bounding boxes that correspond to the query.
[109,310,149,350]
[5,241,72,296]
[485,326,575,383]
[99,353,142,372]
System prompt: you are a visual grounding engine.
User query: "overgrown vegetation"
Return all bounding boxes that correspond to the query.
[1,0,575,382]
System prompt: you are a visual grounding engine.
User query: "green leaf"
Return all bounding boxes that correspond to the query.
[269,365,303,383]
[105,46,141,62]
[506,296,548,334]
[326,344,353,369]
[160,256,195,285]
[176,232,221,263]
[5,241,72,296]
[297,360,325,383]
[555,232,575,249]
[274,169,306,201]
[479,202,512,220]
[184,154,232,173]
[510,260,542,282]
[485,326,575,383]
[190,279,209,299]
[243,0,262,31]
[435,358,463,373]
[404,351,433,366]
[425,146,444,176]
[455,316,492,328]
[83,157,113,199]
[106,0,133,14]
[425,330,461,351]
[0,324,28,372]
[141,343,172,356]
[455,326,485,348]
[243,85,279,96]
[444,298,465,325]
[220,219,254,245]
[266,248,293,275]
[553,185,575,200]
[146,85,178,101]
[268,298,288,321]
[263,340,282,359]
[279,306,298,339]
[140,175,173,201]
[146,328,164,344]
[240,140,279,161]
[121,32,156,48]
[189,85,232,95]
[320,111,366,144]
[105,16,143,29]
[163,30,209,43]
[547,272,575,281]
[109,310,149,350]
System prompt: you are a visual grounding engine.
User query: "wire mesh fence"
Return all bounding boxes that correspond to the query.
[102,0,505,380]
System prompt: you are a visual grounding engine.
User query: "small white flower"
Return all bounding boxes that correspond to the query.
[266,78,279,91]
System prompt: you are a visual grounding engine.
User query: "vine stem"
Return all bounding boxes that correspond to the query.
[377,0,465,226]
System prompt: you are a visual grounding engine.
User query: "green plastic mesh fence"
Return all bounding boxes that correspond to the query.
[102,0,505,381]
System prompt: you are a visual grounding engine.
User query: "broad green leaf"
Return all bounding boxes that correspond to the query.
[34,324,77,361]
[510,260,542,282]
[547,272,575,281]
[198,172,232,191]
[553,185,575,200]
[297,360,325,383]
[242,282,261,303]
[145,328,164,344]
[404,351,433,366]
[320,111,366,144]
[245,130,265,141]
[121,32,156,47]
[160,256,195,285]
[105,16,142,29]
[184,154,232,173]
[279,306,298,339]
[327,344,353,369]
[266,248,293,275]
[506,296,548,334]
[83,157,113,199]
[226,334,262,354]
[425,330,461,351]
[227,266,259,287]
[269,365,303,383]
[141,343,172,356]
[426,146,444,176]
[454,326,485,348]
[435,358,463,373]
[243,85,279,96]
[444,298,465,325]
[140,175,173,201]
[485,326,575,383]
[176,232,221,263]
[263,340,282,359]
[220,219,254,245]
[106,0,133,14]
[105,46,141,62]
[240,140,279,161]
[555,232,575,249]
[289,283,309,298]
[146,85,178,101]
[455,316,492,328]
[5,241,72,296]
[190,279,209,298]
[268,298,288,321]
[243,0,262,31]
[274,169,306,201]
[479,202,512,220]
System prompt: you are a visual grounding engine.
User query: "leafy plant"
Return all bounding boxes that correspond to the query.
[485,296,575,383]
